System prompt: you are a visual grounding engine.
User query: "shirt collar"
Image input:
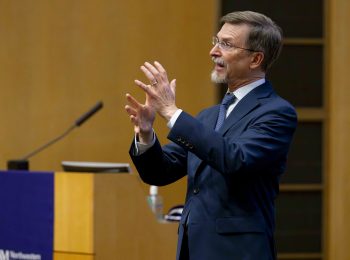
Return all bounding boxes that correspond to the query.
[230,78,266,101]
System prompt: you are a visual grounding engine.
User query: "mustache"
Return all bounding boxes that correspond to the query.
[212,57,226,67]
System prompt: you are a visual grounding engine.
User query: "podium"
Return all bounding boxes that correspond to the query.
[0,171,178,260]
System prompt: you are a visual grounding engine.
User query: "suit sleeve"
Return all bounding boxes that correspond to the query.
[129,135,188,186]
[167,104,297,176]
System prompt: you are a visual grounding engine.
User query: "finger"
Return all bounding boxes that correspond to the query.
[140,65,157,83]
[144,62,163,82]
[154,61,166,74]
[144,62,160,76]
[153,61,169,82]
[125,105,137,116]
[126,93,143,109]
[134,80,155,97]
[130,115,139,126]
[170,79,176,93]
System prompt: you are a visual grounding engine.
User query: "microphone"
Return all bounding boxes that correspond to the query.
[75,101,103,127]
[7,101,104,170]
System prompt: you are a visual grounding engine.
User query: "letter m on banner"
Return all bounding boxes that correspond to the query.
[0,250,9,260]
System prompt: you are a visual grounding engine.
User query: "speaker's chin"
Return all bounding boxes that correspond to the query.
[211,70,227,84]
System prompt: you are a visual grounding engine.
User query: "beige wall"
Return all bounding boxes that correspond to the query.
[0,0,217,209]
[327,0,350,259]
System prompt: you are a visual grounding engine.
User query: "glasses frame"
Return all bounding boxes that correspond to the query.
[212,36,260,52]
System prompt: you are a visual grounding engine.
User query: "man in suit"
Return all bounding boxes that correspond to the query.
[125,11,297,260]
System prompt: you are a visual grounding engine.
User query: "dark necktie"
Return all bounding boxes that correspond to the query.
[215,93,236,131]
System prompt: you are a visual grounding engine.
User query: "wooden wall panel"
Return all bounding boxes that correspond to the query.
[0,0,217,211]
[327,0,350,259]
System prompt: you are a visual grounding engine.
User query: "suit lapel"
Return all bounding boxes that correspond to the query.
[210,105,221,130]
[219,94,260,134]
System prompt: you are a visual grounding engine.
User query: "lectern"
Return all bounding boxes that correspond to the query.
[0,171,178,260]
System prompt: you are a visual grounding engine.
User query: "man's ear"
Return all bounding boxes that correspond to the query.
[250,52,264,69]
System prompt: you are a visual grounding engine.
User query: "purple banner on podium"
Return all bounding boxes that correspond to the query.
[0,171,54,260]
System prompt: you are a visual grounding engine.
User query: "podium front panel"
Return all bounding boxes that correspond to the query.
[0,171,54,260]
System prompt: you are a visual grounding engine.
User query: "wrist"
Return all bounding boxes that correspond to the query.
[138,130,153,144]
[163,106,179,122]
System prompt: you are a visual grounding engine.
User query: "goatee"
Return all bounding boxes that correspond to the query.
[211,57,228,84]
[211,70,228,84]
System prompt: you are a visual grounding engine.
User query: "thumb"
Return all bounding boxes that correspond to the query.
[170,79,176,93]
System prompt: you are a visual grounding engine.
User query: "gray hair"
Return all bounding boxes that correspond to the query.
[221,11,283,71]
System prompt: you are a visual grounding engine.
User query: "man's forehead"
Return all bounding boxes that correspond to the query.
[217,23,250,40]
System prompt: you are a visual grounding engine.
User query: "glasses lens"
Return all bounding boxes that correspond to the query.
[212,37,217,46]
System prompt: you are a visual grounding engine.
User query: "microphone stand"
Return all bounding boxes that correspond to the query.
[7,125,76,170]
[7,101,103,170]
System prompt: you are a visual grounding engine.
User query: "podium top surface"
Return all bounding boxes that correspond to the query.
[61,161,131,173]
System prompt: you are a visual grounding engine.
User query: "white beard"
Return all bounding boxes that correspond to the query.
[211,57,229,84]
[211,70,228,84]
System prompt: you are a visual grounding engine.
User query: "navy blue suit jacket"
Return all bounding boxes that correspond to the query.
[130,81,297,260]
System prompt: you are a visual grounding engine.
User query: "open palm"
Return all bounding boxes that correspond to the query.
[125,92,156,139]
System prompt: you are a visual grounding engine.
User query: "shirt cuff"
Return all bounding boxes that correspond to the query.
[167,109,183,129]
[134,131,156,155]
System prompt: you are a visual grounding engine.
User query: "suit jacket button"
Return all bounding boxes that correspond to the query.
[193,188,199,194]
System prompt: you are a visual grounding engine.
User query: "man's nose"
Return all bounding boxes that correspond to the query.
[209,44,221,57]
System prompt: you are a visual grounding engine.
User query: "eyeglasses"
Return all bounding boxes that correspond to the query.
[212,36,259,52]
